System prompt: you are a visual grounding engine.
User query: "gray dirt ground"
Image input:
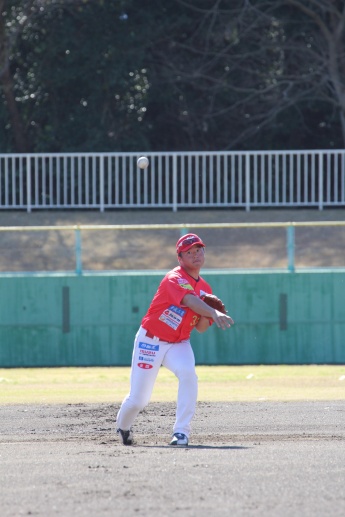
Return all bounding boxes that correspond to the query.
[0,208,344,271]
[1,208,345,516]
[1,401,345,517]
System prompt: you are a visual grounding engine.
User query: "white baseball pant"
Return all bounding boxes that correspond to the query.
[116,326,198,438]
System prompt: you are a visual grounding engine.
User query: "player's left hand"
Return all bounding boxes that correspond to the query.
[201,293,227,314]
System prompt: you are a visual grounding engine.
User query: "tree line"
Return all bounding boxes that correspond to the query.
[0,0,344,154]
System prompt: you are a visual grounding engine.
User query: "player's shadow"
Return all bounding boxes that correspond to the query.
[139,445,250,450]
[187,444,250,450]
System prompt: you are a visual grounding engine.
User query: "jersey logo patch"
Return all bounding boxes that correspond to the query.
[177,278,194,290]
[159,304,186,330]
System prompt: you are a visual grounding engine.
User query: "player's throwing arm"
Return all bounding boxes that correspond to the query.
[182,293,234,330]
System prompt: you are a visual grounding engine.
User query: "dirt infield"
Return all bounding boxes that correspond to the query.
[1,401,345,516]
[1,209,344,516]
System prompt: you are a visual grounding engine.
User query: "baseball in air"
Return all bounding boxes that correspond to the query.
[137,156,149,169]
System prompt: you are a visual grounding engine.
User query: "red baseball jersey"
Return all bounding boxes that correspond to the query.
[141,266,213,342]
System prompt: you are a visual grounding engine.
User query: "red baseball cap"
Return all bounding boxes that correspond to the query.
[176,233,205,253]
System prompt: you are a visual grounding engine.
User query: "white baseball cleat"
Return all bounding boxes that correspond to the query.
[169,432,188,446]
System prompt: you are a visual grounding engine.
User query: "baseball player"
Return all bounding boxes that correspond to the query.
[116,233,234,446]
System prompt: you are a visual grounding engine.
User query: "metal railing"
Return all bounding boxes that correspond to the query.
[0,150,345,211]
[1,221,344,274]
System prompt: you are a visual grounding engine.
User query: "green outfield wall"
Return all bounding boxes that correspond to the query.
[0,270,344,367]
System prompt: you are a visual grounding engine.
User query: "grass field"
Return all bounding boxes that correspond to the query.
[0,365,344,405]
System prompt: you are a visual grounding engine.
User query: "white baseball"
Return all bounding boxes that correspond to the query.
[137,156,149,169]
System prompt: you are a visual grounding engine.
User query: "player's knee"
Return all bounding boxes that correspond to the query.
[176,367,198,383]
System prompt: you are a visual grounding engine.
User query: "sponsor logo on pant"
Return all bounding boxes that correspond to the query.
[139,342,159,351]
[139,349,156,356]
[139,356,154,362]
[138,362,153,370]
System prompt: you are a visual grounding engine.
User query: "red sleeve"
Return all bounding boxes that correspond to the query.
[165,274,198,306]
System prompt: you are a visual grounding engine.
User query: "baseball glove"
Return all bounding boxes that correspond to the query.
[201,293,227,314]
